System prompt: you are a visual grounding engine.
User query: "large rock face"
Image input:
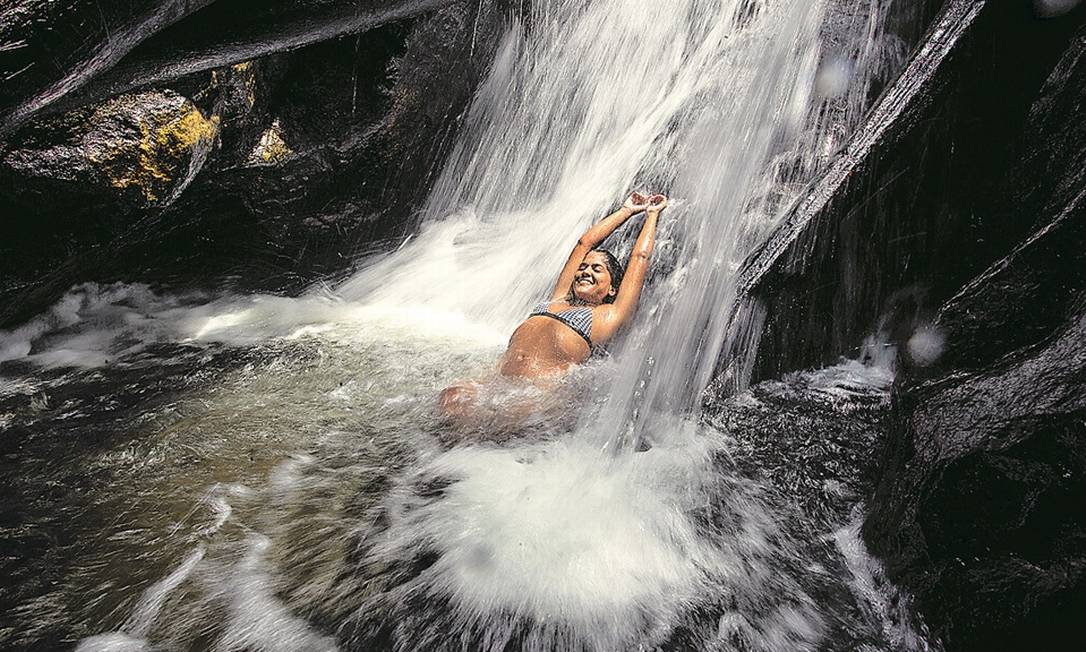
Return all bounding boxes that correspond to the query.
[0,0,215,130]
[729,0,1084,386]
[3,90,217,206]
[720,1,1086,648]
[864,22,1086,650]
[0,0,515,327]
[0,1,463,134]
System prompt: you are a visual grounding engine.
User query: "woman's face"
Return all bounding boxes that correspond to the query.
[571,250,616,304]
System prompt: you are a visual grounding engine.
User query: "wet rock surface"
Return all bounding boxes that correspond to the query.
[866,243,1086,649]
[0,0,216,130]
[860,15,1086,652]
[732,1,1085,384]
[0,1,461,133]
[0,0,513,328]
[702,363,943,651]
[4,89,216,206]
[706,363,892,525]
[722,2,1086,649]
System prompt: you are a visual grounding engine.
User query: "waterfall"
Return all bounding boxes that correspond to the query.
[337,0,905,440]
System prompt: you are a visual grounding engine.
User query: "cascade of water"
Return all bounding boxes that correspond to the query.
[337,0,820,335]
[587,2,825,449]
[594,0,918,446]
[337,0,848,445]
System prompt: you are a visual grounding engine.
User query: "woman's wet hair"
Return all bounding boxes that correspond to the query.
[594,249,625,304]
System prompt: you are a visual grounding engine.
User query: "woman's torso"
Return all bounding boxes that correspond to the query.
[499,301,596,378]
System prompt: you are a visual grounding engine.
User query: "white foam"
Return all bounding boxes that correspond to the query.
[124,547,206,637]
[361,425,826,649]
[797,358,895,399]
[0,282,505,370]
[200,494,233,537]
[74,632,149,652]
[834,515,937,652]
[406,442,710,622]
[76,546,206,651]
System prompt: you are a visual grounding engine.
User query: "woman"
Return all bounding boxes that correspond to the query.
[440,191,667,418]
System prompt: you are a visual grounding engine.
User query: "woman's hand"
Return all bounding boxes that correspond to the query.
[623,191,651,213]
[647,194,668,213]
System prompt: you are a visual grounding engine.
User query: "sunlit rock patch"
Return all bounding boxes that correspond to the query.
[247,118,293,167]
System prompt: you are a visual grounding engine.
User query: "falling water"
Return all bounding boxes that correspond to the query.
[1,0,937,650]
[337,0,912,436]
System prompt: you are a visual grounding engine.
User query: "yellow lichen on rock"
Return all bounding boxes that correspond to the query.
[92,93,218,203]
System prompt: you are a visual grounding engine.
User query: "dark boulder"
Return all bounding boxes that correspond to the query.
[705,362,892,525]
[865,220,1086,651]
[2,89,216,208]
[0,0,465,135]
[0,59,267,313]
[134,0,513,291]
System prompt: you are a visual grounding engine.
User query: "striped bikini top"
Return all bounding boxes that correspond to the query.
[529,299,594,347]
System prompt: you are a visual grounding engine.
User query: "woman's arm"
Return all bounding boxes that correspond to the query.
[549,193,649,300]
[593,195,666,340]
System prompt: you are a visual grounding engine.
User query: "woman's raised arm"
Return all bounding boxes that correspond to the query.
[593,195,666,340]
[549,192,650,300]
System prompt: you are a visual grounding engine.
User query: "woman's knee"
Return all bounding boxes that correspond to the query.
[439,383,477,415]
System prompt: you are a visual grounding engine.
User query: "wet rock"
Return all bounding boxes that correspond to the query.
[133,0,512,291]
[0,0,515,327]
[36,0,464,128]
[247,118,294,167]
[0,87,219,309]
[727,1,1085,386]
[0,1,465,135]
[865,236,1086,651]
[0,60,265,312]
[863,17,1086,651]
[4,89,216,206]
[705,362,893,525]
[0,0,216,132]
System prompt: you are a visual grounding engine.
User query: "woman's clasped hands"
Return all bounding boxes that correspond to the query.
[623,191,668,213]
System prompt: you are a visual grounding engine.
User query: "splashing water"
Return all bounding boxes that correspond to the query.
[0,0,939,650]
